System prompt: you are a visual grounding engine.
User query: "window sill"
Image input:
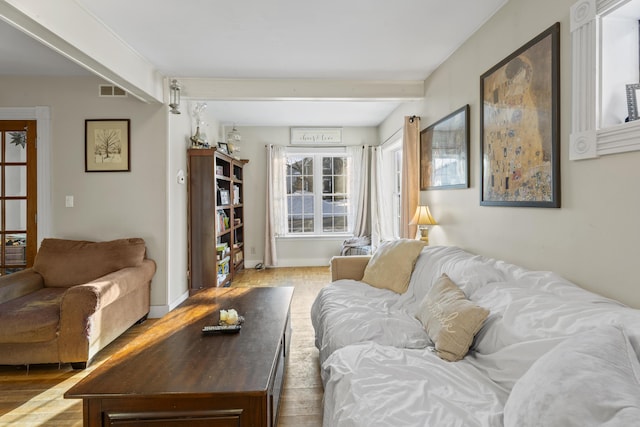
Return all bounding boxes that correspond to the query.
[277,234,353,240]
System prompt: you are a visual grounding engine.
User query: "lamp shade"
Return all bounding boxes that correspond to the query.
[410,205,437,226]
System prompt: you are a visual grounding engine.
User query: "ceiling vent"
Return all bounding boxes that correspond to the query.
[99,84,127,98]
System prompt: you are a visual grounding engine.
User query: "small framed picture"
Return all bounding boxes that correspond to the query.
[85,119,130,172]
[219,190,230,205]
[217,142,229,154]
[420,105,470,190]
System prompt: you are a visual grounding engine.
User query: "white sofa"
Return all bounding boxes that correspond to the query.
[311,245,640,427]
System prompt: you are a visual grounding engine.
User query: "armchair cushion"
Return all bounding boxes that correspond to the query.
[0,288,65,343]
[0,268,43,305]
[33,238,146,287]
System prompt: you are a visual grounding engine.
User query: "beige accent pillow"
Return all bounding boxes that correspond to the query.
[34,238,146,287]
[361,239,425,294]
[416,274,489,361]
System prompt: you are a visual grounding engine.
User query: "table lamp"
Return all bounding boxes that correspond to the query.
[410,205,437,244]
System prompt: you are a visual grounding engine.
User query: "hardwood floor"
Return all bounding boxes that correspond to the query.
[233,266,327,427]
[0,266,328,427]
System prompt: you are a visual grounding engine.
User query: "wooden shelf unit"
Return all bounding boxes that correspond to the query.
[188,148,248,294]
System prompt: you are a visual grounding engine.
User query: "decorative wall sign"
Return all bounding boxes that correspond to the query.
[480,23,560,207]
[420,105,470,190]
[290,127,342,144]
[85,119,130,172]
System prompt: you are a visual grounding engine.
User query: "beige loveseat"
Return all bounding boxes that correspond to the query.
[0,238,156,369]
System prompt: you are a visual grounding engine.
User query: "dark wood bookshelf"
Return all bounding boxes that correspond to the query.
[187,148,248,294]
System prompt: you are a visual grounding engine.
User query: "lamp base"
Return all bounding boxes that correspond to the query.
[416,227,429,244]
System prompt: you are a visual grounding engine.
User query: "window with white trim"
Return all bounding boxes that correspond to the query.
[285,151,351,235]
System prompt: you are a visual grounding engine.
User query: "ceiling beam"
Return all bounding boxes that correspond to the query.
[0,0,163,103]
[179,78,424,101]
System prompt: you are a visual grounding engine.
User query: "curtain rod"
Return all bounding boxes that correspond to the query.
[380,127,402,147]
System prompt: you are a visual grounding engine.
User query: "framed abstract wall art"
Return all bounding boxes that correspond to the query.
[420,105,470,190]
[480,23,560,207]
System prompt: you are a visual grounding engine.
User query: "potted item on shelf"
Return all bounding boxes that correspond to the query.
[233,185,240,204]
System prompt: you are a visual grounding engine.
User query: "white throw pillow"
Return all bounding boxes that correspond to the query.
[504,325,640,427]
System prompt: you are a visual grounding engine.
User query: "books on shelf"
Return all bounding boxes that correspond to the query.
[216,242,229,260]
[218,256,230,275]
[234,250,244,265]
[216,210,230,233]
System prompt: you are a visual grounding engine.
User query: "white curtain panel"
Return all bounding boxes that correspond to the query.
[346,145,369,237]
[264,144,287,267]
[371,146,394,249]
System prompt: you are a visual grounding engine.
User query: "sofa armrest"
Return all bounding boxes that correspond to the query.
[58,259,156,362]
[0,268,44,305]
[62,259,156,311]
[330,256,371,282]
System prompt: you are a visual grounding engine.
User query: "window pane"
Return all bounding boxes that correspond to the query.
[4,233,26,265]
[322,177,332,193]
[322,157,332,174]
[5,166,26,197]
[333,176,346,194]
[289,217,302,233]
[302,158,313,175]
[334,216,347,231]
[322,196,349,232]
[287,156,303,175]
[5,200,26,230]
[323,216,333,232]
[290,176,303,193]
[305,194,314,213]
[333,157,345,174]
[322,196,334,215]
[302,177,313,192]
[333,196,347,215]
[287,195,299,215]
[303,216,314,232]
[5,131,27,162]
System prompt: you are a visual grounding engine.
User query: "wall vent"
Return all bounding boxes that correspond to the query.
[99,84,127,97]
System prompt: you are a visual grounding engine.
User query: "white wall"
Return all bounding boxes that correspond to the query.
[0,75,169,310]
[166,101,221,311]
[380,0,640,309]
[233,126,378,267]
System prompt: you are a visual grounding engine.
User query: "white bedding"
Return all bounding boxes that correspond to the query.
[322,342,508,427]
[314,246,640,427]
[311,279,431,364]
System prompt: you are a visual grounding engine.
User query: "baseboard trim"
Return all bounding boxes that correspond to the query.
[245,258,331,268]
[149,290,189,318]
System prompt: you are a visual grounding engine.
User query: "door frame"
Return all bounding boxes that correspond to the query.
[0,107,51,245]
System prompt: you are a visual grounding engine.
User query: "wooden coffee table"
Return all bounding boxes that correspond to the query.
[65,286,294,427]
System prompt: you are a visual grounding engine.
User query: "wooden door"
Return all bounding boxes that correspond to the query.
[0,120,37,275]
